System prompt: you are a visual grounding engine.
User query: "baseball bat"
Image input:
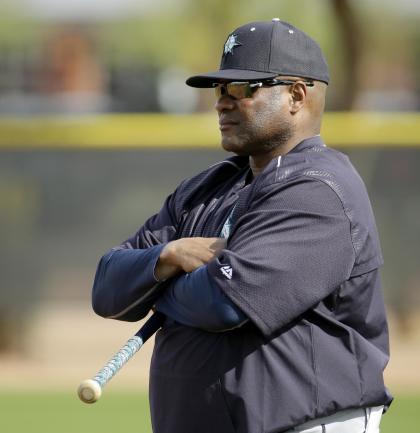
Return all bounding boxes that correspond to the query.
[77,311,165,404]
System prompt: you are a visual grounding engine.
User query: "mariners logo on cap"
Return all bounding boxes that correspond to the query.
[224,34,241,55]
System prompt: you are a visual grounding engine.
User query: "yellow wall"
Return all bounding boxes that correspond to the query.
[0,112,418,149]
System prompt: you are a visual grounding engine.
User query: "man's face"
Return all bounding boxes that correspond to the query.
[215,81,295,156]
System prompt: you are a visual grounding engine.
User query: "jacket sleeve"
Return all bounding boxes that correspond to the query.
[206,177,356,337]
[91,188,181,321]
[155,265,248,332]
[92,244,165,321]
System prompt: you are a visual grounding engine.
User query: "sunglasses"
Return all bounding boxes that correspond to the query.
[213,79,314,100]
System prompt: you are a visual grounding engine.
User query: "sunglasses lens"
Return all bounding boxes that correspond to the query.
[231,83,253,99]
[214,85,224,99]
[215,82,253,99]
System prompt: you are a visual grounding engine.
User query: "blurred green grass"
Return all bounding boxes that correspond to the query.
[0,391,417,433]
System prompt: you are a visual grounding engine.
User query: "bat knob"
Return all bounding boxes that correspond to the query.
[78,379,102,404]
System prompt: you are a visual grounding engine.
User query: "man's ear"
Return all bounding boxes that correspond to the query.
[289,82,307,114]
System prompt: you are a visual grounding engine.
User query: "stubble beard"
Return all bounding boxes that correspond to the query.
[222,117,296,157]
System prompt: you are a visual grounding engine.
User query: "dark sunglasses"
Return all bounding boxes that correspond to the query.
[213,79,314,100]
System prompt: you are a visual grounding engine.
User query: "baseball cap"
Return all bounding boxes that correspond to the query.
[186,18,329,87]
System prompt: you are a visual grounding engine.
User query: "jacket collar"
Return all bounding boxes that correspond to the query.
[288,135,326,154]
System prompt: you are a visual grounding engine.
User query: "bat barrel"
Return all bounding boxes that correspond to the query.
[135,311,166,340]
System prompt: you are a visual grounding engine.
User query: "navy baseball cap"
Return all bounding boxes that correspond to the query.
[186,18,329,87]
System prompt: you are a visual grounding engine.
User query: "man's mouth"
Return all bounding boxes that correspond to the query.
[219,118,239,131]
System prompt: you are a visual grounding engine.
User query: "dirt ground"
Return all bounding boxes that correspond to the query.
[0,302,419,393]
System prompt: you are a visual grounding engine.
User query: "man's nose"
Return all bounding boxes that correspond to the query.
[215,95,236,113]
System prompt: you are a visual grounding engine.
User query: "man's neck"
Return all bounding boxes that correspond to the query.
[249,133,318,178]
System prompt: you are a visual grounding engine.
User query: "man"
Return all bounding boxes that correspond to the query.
[92,19,392,433]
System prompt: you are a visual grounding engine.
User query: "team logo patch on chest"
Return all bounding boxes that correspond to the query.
[220,265,233,280]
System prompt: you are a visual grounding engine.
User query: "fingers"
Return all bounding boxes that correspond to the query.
[162,237,227,274]
[181,257,209,273]
[186,237,226,260]
[209,238,227,254]
[154,260,180,282]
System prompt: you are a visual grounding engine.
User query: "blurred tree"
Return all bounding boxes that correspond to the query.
[95,0,364,110]
[0,0,418,111]
[330,0,360,110]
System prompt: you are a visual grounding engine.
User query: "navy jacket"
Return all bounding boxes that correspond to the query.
[92,136,392,433]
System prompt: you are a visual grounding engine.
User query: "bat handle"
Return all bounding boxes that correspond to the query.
[78,334,143,403]
[77,312,165,404]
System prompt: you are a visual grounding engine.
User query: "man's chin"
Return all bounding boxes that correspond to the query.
[221,135,241,153]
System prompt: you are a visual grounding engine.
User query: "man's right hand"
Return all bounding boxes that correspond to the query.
[155,237,227,281]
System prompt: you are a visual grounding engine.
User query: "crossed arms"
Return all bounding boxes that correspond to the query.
[92,177,355,337]
[92,237,248,331]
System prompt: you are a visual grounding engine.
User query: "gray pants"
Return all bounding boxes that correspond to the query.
[287,406,384,433]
